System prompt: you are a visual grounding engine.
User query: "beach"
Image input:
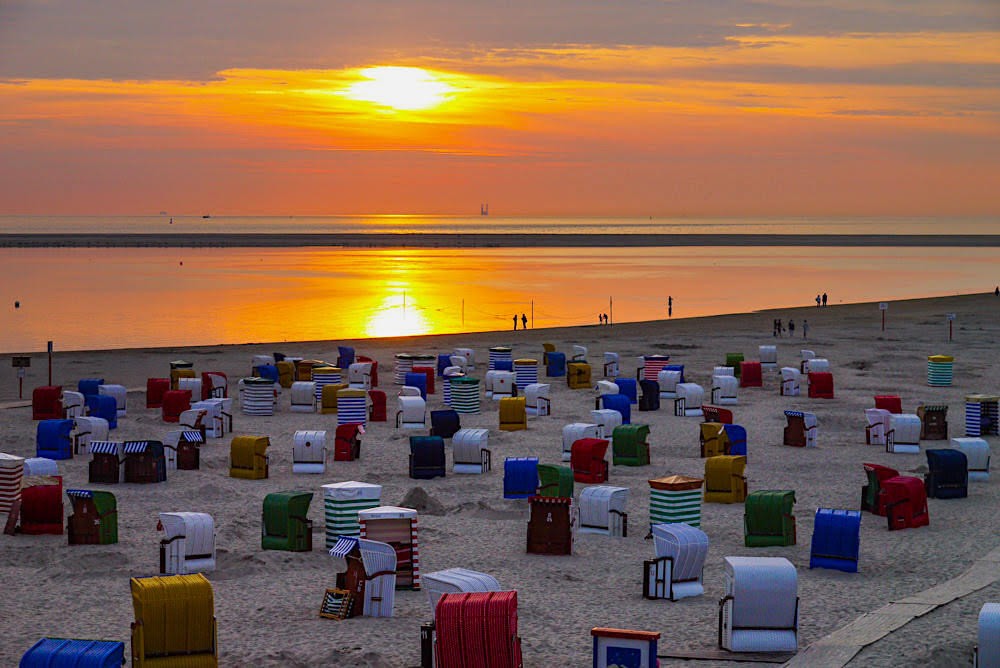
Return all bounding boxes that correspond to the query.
[2,292,999,667]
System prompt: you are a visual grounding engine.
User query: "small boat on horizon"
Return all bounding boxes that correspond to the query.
[202,214,212,219]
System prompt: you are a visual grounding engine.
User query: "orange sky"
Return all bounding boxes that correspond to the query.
[1,2,999,216]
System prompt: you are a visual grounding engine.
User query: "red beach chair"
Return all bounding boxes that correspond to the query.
[571,438,609,483]
[334,423,362,461]
[413,366,435,395]
[146,378,170,409]
[19,477,64,535]
[358,356,378,387]
[874,395,902,414]
[368,390,387,422]
[32,386,63,421]
[808,372,834,399]
[879,476,929,531]
[700,405,734,424]
[162,390,192,423]
[739,362,763,388]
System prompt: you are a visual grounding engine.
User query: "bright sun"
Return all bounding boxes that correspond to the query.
[343,66,453,111]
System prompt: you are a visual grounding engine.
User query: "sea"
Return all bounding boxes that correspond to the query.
[2,215,998,353]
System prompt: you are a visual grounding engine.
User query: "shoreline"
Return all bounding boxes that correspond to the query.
[3,232,1000,248]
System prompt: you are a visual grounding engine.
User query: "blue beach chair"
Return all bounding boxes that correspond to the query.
[504,457,539,499]
[36,419,74,460]
[809,508,861,573]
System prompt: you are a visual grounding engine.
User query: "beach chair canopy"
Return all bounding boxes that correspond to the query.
[130,573,217,666]
[720,556,798,653]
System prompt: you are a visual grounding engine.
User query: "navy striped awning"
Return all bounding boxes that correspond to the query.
[784,410,805,418]
[180,430,204,443]
[123,441,149,453]
[328,536,359,559]
[90,441,122,455]
[66,489,94,498]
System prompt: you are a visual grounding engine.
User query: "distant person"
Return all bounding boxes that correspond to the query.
[521,313,528,330]
[788,319,795,337]
[513,314,518,331]
[803,319,809,339]
[995,286,999,296]
[822,292,828,307]
[598,313,603,325]
[668,295,673,318]
[815,294,821,307]
[772,318,778,337]
[776,318,783,338]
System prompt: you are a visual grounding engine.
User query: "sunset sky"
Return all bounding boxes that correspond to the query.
[1,1,998,217]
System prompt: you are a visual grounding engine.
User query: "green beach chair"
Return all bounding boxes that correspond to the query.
[612,423,651,466]
[537,464,574,498]
[744,490,796,547]
[262,491,314,552]
[725,353,745,378]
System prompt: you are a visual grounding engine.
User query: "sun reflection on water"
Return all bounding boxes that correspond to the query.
[363,291,432,338]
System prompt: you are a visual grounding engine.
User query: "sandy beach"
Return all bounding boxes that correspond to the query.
[2,292,999,667]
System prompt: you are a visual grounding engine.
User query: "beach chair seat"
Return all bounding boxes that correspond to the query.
[123,440,167,484]
[719,556,798,653]
[499,397,527,431]
[700,422,729,458]
[879,476,929,530]
[975,603,1000,668]
[262,491,313,552]
[20,638,125,667]
[724,424,747,457]
[130,573,217,667]
[158,512,216,574]
[657,368,683,399]
[452,428,490,474]
[917,404,948,440]
[809,508,861,573]
[62,390,86,419]
[504,457,539,499]
[19,476,64,535]
[578,485,628,537]
[290,381,316,412]
[546,351,566,377]
[36,419,74,460]
[571,438,609,483]
[758,345,778,370]
[161,389,191,423]
[783,410,817,448]
[808,371,834,398]
[874,394,903,414]
[673,383,704,417]
[567,362,591,389]
[563,422,599,462]
[85,394,117,430]
[703,456,747,504]
[524,383,551,417]
[536,464,573,498]
[229,435,269,479]
[780,367,801,396]
[67,489,118,545]
[369,389,387,422]
[701,405,734,424]
[952,437,990,481]
[396,394,427,429]
[865,408,892,446]
[861,463,899,515]
[348,362,373,390]
[740,361,763,387]
[638,379,660,411]
[73,415,109,455]
[887,413,921,453]
[409,436,446,479]
[924,449,968,498]
[614,377,638,404]
[292,430,327,473]
[591,408,624,440]
[645,523,709,600]
[430,409,461,439]
[32,386,63,421]
[744,490,796,547]
[335,423,362,461]
[612,423,650,466]
[597,393,631,426]
[526,496,573,555]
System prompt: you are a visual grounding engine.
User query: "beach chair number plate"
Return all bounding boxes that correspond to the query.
[319,588,353,620]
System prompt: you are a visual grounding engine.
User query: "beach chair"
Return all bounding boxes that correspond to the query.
[273,361,295,388]
[537,464,574,498]
[337,345,355,370]
[425,591,522,668]
[18,477,64,535]
[975,603,1000,668]
[0,452,24,514]
[701,404,734,424]
[20,638,125,667]
[23,457,58,477]
[504,457,539,499]
[802,356,827,375]
[369,389,387,422]
[526,496,573,555]
[396,394,427,429]
[879,476,929,530]
[158,512,216,574]
[783,410,817,448]
[542,343,556,366]
[262,491,313,552]
[704,456,748,504]
[422,568,501,614]
[563,423,599,462]
[499,397,528,431]
[571,438,609,483]
[719,556,798,653]
[430,409,461,439]
[161,389,191,423]
[612,423,650,466]
[85,394,117,430]
[614,377,638,404]
[645,523,709,600]
[809,508,861,573]
[98,383,127,418]
[452,428,490,474]
[597,393,631,425]
[130,573,217,667]
[405,370,430,399]
[290,381,316,412]
[513,359,538,391]
[229,435,269,479]
[952,437,990,481]
[335,423,362,462]
[78,378,104,397]
[409,436,446,480]
[490,371,516,400]
[861,463,898,515]
[639,379,660,411]
[918,404,949,440]
[329,535,397,617]
[724,424,747,457]
[546,350,567,378]
[740,361,763,388]
[578,485,628,537]
[865,408,892,446]
[874,395,903,414]
[88,441,123,484]
[66,489,117,545]
[164,429,202,471]
[32,386,63,421]
[36,419,73,460]
[358,506,420,590]
[72,415,108,455]
[780,367,801,396]
[348,361,373,390]
[524,383,551,417]
[725,353,745,377]
[62,390,86,419]
[674,383,704,417]
[292,430,326,473]
[567,362,591,389]
[201,371,228,399]
[744,490,796,547]
[123,440,167,484]
[591,408,623,440]
[321,382,348,414]
[595,379,619,402]
[886,413,921,453]
[700,422,729,458]
[924,449,968,498]
[657,369,682,399]
[808,371,834,399]
[602,352,620,379]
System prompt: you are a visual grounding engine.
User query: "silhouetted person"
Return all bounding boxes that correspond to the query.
[803,319,809,339]
[513,314,517,331]
[521,313,528,330]
[776,318,783,337]
[788,319,795,337]
[822,292,828,307]
[668,295,673,318]
[815,294,821,307]
[995,286,999,296]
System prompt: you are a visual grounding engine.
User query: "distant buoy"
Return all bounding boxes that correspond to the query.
[14,301,19,309]
[179,261,184,266]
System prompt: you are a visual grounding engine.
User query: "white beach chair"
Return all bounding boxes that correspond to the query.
[719,556,798,653]
[887,414,921,454]
[524,383,551,417]
[62,391,86,419]
[595,380,619,397]
[98,384,128,418]
[491,371,516,400]
[658,369,682,399]
[158,511,216,575]
[292,430,327,474]
[73,415,109,455]
[780,368,801,397]
[674,383,705,417]
[396,395,427,429]
[422,568,502,613]
[759,345,778,371]
[329,537,397,617]
[711,375,739,406]
[952,437,990,481]
[976,602,1000,667]
[591,408,623,439]
[348,362,373,390]
[290,381,317,413]
[177,377,203,404]
[603,352,620,378]
[563,423,600,462]
[191,400,223,438]
[803,358,829,375]
[23,457,59,477]
[572,345,588,362]
[865,408,892,446]
[646,523,709,601]
[578,485,629,537]
[452,428,491,474]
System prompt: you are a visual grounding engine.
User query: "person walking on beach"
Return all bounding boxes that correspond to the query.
[995,286,999,297]
[788,319,795,337]
[803,319,809,339]
[668,295,673,318]
[513,314,518,331]
[815,294,821,307]
[772,319,778,337]
[776,318,783,337]
[521,313,528,330]
[822,292,828,307]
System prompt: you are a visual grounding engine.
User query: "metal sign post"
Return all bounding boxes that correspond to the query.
[947,313,956,342]
[879,303,888,332]
[47,340,53,386]
[12,356,30,399]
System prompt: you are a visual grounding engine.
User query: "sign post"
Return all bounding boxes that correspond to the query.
[47,340,53,386]
[12,356,30,399]
[947,313,955,342]
[879,303,888,332]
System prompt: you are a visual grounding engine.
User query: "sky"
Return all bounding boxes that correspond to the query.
[1,1,999,217]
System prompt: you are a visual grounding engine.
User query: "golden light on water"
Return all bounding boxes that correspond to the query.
[342,67,454,111]
[363,290,432,338]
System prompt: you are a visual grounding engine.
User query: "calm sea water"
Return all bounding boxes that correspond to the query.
[2,245,997,353]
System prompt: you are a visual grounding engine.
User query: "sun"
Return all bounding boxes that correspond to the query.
[342,66,454,111]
